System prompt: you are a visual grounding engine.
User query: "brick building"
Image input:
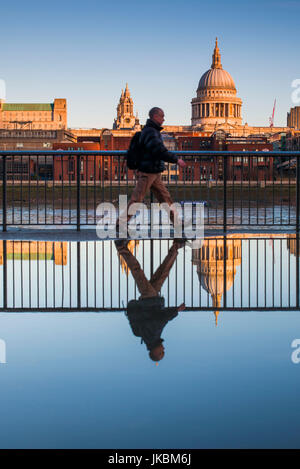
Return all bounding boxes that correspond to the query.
[73,130,274,182]
[52,142,102,182]
[286,132,300,151]
[52,141,134,182]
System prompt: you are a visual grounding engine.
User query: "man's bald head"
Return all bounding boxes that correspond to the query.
[149,107,165,126]
[149,107,163,119]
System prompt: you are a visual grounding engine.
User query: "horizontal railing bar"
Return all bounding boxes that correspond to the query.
[0,307,298,312]
[0,150,300,157]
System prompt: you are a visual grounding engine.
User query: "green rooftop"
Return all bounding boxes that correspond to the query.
[2,103,53,111]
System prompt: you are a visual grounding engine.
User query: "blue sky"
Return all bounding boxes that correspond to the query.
[0,0,299,128]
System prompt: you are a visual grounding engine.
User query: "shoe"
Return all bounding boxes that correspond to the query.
[173,238,188,249]
[115,239,128,248]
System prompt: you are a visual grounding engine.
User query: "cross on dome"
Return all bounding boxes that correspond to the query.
[212,37,222,69]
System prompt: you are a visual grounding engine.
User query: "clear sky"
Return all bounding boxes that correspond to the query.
[0,0,299,128]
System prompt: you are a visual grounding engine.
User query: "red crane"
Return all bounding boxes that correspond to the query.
[269,99,276,127]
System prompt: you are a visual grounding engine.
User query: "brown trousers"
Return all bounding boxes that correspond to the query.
[115,241,179,298]
[127,171,175,224]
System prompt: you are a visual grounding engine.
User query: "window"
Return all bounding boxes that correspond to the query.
[68,158,74,172]
[182,141,192,150]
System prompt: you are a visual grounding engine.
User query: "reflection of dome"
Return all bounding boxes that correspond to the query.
[192,236,242,326]
[287,235,299,257]
[198,69,236,91]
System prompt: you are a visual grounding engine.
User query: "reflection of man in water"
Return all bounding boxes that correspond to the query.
[115,240,185,362]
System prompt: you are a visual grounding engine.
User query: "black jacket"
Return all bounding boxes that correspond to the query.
[138,119,178,173]
[126,296,178,351]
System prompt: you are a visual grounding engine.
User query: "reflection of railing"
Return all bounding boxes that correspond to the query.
[0,237,298,319]
[0,150,299,231]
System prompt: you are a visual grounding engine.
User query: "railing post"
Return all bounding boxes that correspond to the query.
[3,240,7,309]
[223,155,227,232]
[296,155,299,233]
[77,241,81,309]
[2,155,7,232]
[150,190,154,275]
[297,155,300,308]
[77,154,81,231]
[296,233,299,309]
[223,235,227,310]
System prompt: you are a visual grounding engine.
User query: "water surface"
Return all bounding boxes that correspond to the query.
[0,234,299,448]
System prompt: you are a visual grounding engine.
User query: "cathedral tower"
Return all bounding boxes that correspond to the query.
[113,83,140,130]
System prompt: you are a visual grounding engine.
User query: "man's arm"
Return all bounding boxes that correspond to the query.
[142,128,178,164]
[142,128,186,167]
[162,307,179,321]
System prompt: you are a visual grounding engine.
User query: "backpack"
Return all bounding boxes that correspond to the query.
[126,297,165,342]
[126,131,143,170]
[126,296,164,316]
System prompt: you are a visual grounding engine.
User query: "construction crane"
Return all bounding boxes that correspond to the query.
[269,99,276,127]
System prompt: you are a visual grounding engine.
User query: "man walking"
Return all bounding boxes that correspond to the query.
[115,238,185,362]
[117,107,186,231]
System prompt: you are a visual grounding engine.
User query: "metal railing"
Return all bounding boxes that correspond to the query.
[0,150,299,231]
[0,236,298,313]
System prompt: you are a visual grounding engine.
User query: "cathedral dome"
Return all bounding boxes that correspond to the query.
[198,68,236,91]
[197,38,236,91]
[191,38,243,127]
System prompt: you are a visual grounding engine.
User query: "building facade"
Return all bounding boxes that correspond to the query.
[0,129,74,151]
[0,99,67,130]
[287,106,300,130]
